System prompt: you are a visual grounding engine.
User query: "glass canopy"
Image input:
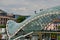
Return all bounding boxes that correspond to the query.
[6,6,60,39]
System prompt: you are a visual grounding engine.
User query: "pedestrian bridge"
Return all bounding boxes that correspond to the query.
[6,6,60,40]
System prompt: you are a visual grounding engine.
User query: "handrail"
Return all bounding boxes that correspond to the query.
[13,31,33,40]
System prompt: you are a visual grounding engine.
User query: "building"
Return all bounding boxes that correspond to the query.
[0,10,16,40]
[0,10,15,25]
[6,6,60,40]
[0,28,7,40]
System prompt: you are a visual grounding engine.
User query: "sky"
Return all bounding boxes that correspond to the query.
[0,0,60,16]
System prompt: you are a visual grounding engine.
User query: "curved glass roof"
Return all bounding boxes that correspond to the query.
[6,6,60,37]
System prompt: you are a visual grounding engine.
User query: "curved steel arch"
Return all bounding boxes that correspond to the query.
[6,6,60,38]
[23,13,60,31]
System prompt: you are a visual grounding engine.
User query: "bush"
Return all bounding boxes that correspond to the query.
[58,26,60,29]
[16,16,26,23]
[0,25,6,28]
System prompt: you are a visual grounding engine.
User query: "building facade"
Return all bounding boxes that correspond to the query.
[0,10,15,25]
[0,28,7,40]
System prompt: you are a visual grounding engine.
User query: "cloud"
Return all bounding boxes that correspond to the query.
[0,0,29,6]
[0,0,60,16]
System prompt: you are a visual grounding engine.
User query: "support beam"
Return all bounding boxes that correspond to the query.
[38,32,42,40]
[13,32,33,40]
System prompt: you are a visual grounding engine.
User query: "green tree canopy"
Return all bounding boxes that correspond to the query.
[58,26,60,29]
[16,16,26,23]
[0,25,6,28]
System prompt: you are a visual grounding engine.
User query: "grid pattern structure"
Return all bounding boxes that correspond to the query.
[6,6,60,39]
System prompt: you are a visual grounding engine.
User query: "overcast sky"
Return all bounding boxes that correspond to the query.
[0,0,60,16]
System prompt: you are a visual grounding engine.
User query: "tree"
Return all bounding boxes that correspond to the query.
[16,16,26,23]
[58,26,60,29]
[0,25,6,28]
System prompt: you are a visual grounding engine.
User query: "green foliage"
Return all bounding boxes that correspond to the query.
[58,26,60,29]
[16,16,26,23]
[58,36,60,40]
[0,25,6,28]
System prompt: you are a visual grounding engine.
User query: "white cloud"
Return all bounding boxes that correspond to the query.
[0,0,29,6]
[0,0,60,16]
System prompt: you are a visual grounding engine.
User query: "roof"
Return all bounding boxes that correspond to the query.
[6,6,60,38]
